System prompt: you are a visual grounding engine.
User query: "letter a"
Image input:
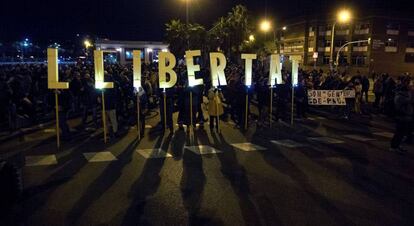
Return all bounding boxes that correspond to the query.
[269,54,282,86]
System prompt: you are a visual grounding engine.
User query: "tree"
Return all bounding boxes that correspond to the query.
[208,5,252,58]
[166,5,268,59]
[165,19,207,57]
[165,19,187,57]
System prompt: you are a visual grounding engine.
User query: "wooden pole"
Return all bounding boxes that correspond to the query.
[54,90,60,149]
[215,88,220,133]
[189,90,194,143]
[137,94,141,140]
[291,85,295,125]
[101,90,107,143]
[270,87,273,127]
[244,91,248,130]
[190,91,193,131]
[163,90,167,131]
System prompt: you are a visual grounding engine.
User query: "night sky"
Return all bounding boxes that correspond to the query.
[1,0,413,43]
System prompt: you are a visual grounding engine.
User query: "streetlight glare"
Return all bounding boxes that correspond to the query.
[260,20,272,32]
[84,40,92,48]
[249,34,255,42]
[337,9,351,23]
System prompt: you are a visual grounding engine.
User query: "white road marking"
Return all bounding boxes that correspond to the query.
[83,152,117,162]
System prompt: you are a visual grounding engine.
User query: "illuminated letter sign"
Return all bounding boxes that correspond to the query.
[291,58,299,86]
[241,54,257,86]
[186,50,203,87]
[269,54,282,86]
[209,52,227,87]
[47,48,69,89]
[133,50,142,89]
[94,50,114,89]
[158,52,178,89]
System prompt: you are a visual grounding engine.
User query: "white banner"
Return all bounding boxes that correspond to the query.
[308,90,347,106]
[343,90,356,98]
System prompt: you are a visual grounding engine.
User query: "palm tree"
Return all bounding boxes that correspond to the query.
[165,19,187,57]
[165,19,207,58]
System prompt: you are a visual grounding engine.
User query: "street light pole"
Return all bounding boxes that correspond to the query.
[329,22,336,71]
[185,0,190,48]
[335,39,371,70]
[186,0,189,25]
[329,9,352,71]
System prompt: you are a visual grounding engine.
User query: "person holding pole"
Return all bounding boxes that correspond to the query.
[257,77,270,127]
[103,73,119,139]
[159,86,174,133]
[295,79,307,119]
[136,87,147,138]
[57,88,72,141]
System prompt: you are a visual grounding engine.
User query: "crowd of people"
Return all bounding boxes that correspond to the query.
[0,58,412,151]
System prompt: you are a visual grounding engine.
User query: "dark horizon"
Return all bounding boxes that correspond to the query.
[1,0,413,43]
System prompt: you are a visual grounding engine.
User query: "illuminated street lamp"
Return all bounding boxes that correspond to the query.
[259,19,284,53]
[338,9,351,23]
[260,20,272,33]
[84,39,92,48]
[248,34,255,42]
[329,9,352,70]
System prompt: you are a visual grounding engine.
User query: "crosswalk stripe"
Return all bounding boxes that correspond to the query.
[185,145,222,155]
[83,152,117,162]
[136,149,172,159]
[308,137,345,144]
[373,132,394,138]
[271,140,305,148]
[231,143,266,152]
[343,134,376,142]
[25,155,58,167]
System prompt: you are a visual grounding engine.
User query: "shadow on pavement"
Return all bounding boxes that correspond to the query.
[212,132,272,226]
[179,129,209,225]
[65,137,140,225]
[253,132,358,226]
[121,133,173,225]
[170,129,186,160]
[15,130,126,224]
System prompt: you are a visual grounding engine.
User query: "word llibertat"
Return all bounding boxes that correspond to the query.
[47,48,299,90]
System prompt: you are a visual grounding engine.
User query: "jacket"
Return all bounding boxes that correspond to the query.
[208,89,224,116]
[394,88,413,122]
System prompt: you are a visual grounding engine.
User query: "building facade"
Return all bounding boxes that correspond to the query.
[95,40,169,65]
[279,15,414,75]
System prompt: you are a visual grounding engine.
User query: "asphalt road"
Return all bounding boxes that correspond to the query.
[1,108,413,226]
